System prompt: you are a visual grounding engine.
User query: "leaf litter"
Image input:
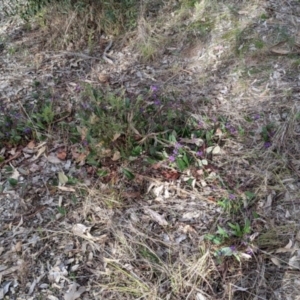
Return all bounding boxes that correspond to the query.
[0,0,300,299]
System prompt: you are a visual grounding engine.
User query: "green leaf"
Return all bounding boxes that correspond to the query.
[57,206,67,216]
[131,145,142,156]
[244,219,251,233]
[216,225,229,238]
[8,178,18,187]
[244,191,255,201]
[182,152,189,165]
[176,157,187,172]
[122,168,135,180]
[97,169,109,177]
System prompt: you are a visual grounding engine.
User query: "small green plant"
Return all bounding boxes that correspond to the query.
[57,206,67,216]
[217,194,241,213]
[206,225,229,245]
[139,246,160,264]
[228,219,251,238]
[0,106,32,146]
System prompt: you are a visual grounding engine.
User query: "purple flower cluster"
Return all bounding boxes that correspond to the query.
[150,85,161,106]
[253,114,260,120]
[264,141,272,149]
[225,123,237,135]
[229,193,236,200]
[169,142,182,162]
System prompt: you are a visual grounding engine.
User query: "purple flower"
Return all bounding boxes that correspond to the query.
[154,100,161,106]
[150,85,158,93]
[229,194,236,200]
[246,247,254,256]
[264,141,272,149]
[253,114,260,120]
[75,84,81,92]
[230,127,236,134]
[175,142,182,149]
[226,123,237,134]
[82,140,88,147]
[230,245,236,252]
[268,131,275,138]
[169,155,176,162]
[23,127,31,134]
[196,150,203,157]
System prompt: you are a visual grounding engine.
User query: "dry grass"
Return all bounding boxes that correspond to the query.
[1,0,300,299]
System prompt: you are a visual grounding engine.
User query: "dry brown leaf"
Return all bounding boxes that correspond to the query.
[72,224,95,240]
[112,151,121,161]
[161,170,180,180]
[13,241,22,253]
[152,162,162,169]
[57,150,67,160]
[270,48,290,55]
[112,133,121,141]
[98,72,109,83]
[33,145,46,160]
[27,141,36,149]
[47,155,63,164]
[145,208,168,226]
[58,172,68,185]
[212,145,221,155]
[64,283,86,300]
[10,166,20,180]
[271,257,281,267]
[215,128,223,138]
[57,186,76,192]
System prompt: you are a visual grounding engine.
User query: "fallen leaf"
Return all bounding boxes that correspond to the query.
[0,281,12,299]
[284,239,293,249]
[112,151,121,161]
[33,145,46,160]
[10,167,20,180]
[64,283,86,300]
[47,296,59,300]
[151,162,162,169]
[215,128,223,137]
[112,133,121,141]
[206,146,213,154]
[270,48,290,55]
[13,241,22,253]
[72,224,95,240]
[8,148,16,155]
[161,170,180,180]
[57,186,76,192]
[47,155,63,164]
[27,141,36,149]
[48,265,68,283]
[57,150,67,160]
[288,255,300,269]
[271,257,281,267]
[196,292,207,300]
[145,208,168,226]
[58,172,69,185]
[180,138,204,146]
[212,145,221,155]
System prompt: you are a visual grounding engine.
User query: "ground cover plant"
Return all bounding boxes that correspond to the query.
[1,0,300,299]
